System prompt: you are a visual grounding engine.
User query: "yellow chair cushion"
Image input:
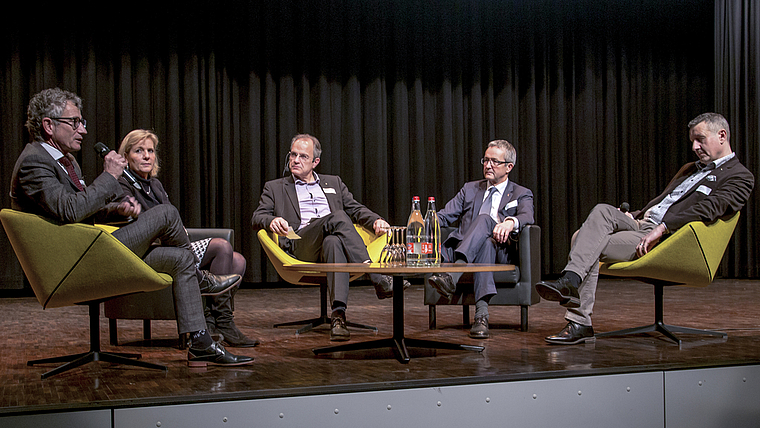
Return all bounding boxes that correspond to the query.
[1,209,173,308]
[600,213,740,287]
[257,224,385,285]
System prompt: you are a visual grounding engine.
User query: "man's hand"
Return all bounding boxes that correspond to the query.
[116,196,141,218]
[373,218,390,235]
[492,218,515,244]
[636,223,667,257]
[103,150,128,179]
[270,217,290,236]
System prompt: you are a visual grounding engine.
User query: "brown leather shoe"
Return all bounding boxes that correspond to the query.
[330,312,350,341]
[545,321,595,345]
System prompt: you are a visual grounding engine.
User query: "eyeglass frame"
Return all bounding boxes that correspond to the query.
[288,151,312,162]
[50,116,87,130]
[480,157,511,167]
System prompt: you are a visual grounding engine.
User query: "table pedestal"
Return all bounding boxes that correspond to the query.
[312,276,484,363]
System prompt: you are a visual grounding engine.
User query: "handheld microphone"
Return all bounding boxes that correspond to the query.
[93,142,142,190]
[620,202,630,213]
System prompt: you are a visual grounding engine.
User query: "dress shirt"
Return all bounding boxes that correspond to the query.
[483,179,520,229]
[644,153,735,228]
[295,172,332,230]
[41,142,86,190]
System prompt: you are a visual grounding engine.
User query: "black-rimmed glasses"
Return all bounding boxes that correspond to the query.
[481,157,509,166]
[288,152,311,162]
[51,117,87,130]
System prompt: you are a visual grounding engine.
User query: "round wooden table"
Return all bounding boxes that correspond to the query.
[282,262,515,363]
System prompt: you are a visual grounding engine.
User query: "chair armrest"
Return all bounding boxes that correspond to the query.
[518,225,541,304]
[187,228,234,246]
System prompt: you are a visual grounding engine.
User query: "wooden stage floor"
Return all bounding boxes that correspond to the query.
[1,278,759,416]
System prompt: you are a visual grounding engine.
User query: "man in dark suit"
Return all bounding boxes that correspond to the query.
[11,88,252,366]
[427,140,535,339]
[536,112,755,345]
[251,133,403,342]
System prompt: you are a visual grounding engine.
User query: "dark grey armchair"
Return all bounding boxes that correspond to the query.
[423,224,541,331]
[104,228,234,348]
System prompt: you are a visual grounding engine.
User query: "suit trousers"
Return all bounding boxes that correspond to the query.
[563,203,656,326]
[111,204,207,334]
[442,214,513,302]
[291,210,373,306]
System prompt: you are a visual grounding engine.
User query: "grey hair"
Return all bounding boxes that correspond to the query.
[25,88,83,141]
[688,113,730,143]
[487,139,516,164]
[290,133,322,160]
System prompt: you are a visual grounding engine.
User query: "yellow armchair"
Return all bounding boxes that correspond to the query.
[257,224,384,334]
[597,212,740,345]
[0,209,171,378]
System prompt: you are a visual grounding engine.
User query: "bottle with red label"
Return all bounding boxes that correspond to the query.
[405,196,426,267]
[424,196,441,266]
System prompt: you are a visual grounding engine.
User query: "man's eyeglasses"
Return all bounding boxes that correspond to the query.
[288,152,311,162]
[481,157,510,166]
[50,117,87,130]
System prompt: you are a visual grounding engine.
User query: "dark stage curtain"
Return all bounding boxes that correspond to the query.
[715,0,760,277]
[3,0,750,288]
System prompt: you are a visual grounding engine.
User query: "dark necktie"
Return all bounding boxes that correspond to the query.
[479,187,497,219]
[59,156,84,191]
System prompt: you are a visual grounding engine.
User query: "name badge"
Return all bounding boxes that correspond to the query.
[323,188,337,194]
[696,185,712,195]
[506,200,518,209]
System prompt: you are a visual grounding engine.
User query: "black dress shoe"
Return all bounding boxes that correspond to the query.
[187,341,254,367]
[330,312,350,341]
[535,277,580,308]
[198,271,241,296]
[545,321,595,345]
[373,275,412,299]
[216,322,260,348]
[428,273,456,300]
[469,316,490,339]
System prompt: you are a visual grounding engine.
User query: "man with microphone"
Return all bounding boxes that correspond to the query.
[10,88,252,367]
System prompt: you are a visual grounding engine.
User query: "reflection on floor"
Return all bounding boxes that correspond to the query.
[1,278,759,415]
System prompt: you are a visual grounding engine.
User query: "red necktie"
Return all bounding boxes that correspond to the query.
[59,156,84,191]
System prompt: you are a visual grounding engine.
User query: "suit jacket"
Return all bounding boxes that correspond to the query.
[10,141,124,223]
[632,156,754,231]
[251,174,382,233]
[437,178,535,247]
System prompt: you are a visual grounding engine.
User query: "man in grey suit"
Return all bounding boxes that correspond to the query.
[427,140,535,339]
[536,112,754,345]
[251,133,405,342]
[11,88,252,367]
